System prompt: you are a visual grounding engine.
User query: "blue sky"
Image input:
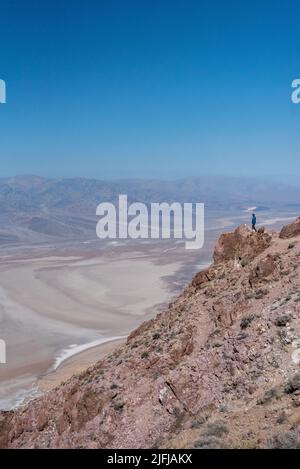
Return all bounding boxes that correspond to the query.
[0,0,300,182]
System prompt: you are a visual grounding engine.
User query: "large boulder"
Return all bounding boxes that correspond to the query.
[249,254,277,285]
[213,224,271,264]
[279,217,300,239]
[192,267,215,288]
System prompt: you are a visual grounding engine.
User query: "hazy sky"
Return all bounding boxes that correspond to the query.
[0,0,300,181]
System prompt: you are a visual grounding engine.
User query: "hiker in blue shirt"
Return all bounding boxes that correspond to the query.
[252,213,257,232]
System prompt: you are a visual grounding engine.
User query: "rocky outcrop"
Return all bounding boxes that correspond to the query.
[191,267,215,288]
[249,254,277,286]
[280,217,300,239]
[213,224,271,264]
[1,218,300,449]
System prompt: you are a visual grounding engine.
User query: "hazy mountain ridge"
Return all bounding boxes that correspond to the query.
[0,175,300,245]
[2,175,300,209]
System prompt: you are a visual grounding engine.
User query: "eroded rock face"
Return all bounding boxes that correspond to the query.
[213,224,271,264]
[280,217,300,239]
[0,412,11,447]
[1,217,300,449]
[192,268,214,288]
[249,254,277,286]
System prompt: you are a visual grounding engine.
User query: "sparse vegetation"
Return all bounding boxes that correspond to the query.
[237,331,248,340]
[278,329,291,345]
[235,439,257,449]
[257,387,281,405]
[193,435,225,449]
[203,421,229,438]
[190,415,207,428]
[240,314,255,329]
[275,314,291,327]
[254,288,268,299]
[267,431,300,449]
[113,400,125,411]
[285,372,300,394]
[276,412,287,424]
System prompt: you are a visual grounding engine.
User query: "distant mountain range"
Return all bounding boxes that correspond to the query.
[0,175,300,245]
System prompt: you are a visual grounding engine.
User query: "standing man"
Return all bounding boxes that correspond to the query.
[252,213,257,232]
